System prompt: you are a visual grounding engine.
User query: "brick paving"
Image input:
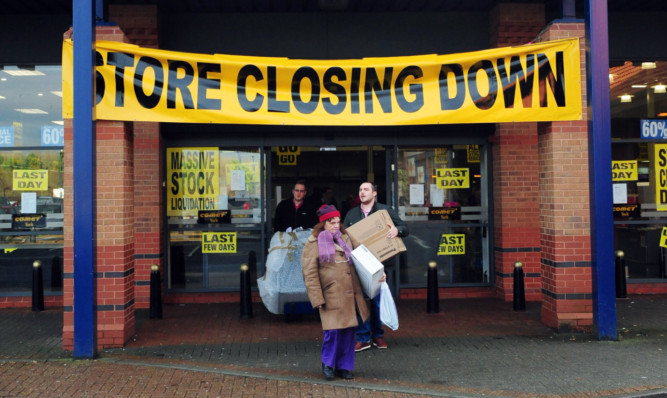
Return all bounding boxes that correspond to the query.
[0,295,665,397]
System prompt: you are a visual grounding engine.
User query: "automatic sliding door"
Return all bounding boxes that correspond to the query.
[395,145,490,287]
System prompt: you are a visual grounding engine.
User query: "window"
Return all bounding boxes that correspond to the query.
[0,65,64,294]
[611,60,667,280]
[166,147,265,290]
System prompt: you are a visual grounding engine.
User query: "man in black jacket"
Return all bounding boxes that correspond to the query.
[343,181,408,351]
[273,180,318,232]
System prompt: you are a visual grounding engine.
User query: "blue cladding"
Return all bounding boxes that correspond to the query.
[72,0,97,358]
[585,0,618,340]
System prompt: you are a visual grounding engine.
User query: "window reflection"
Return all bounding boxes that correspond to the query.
[0,65,64,294]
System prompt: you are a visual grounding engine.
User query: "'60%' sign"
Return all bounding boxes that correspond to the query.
[277,146,300,166]
[41,126,64,146]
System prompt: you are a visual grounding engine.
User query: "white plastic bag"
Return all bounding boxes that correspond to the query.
[379,281,399,330]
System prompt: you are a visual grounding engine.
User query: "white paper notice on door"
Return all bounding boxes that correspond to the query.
[613,183,627,204]
[231,169,245,191]
[409,184,424,205]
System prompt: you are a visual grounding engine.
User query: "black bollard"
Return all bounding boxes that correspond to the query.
[32,260,44,311]
[513,261,526,311]
[50,256,62,289]
[426,261,439,313]
[240,263,253,319]
[615,250,627,299]
[149,264,163,319]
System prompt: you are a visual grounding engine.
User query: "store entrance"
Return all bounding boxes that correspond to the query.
[164,139,492,295]
[269,146,388,229]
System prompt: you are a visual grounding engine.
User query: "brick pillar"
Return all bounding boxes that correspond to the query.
[490,4,545,302]
[63,25,135,350]
[95,120,136,347]
[492,124,541,302]
[536,22,591,331]
[109,5,162,309]
[132,122,162,308]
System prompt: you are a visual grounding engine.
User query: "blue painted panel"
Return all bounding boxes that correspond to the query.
[72,0,97,358]
[585,0,618,340]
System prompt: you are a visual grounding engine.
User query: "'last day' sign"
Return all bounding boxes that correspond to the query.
[13,170,48,191]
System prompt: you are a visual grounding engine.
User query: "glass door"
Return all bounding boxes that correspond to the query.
[166,146,266,291]
[393,144,491,287]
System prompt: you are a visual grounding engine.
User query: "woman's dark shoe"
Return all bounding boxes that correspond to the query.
[322,363,335,380]
[335,369,354,379]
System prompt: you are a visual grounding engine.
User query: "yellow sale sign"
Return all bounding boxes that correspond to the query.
[63,38,582,126]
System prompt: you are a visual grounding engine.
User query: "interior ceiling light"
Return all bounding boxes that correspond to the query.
[50,91,63,97]
[632,84,648,88]
[0,95,5,100]
[2,70,45,76]
[609,74,615,83]
[51,121,64,126]
[620,94,633,103]
[642,62,657,69]
[654,84,666,94]
[14,108,47,114]
[658,112,667,117]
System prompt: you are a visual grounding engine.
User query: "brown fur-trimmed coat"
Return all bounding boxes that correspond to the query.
[301,231,370,331]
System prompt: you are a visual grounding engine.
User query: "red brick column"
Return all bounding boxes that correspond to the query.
[109,5,162,309]
[95,121,136,347]
[63,25,136,350]
[536,23,591,330]
[490,4,544,302]
[492,124,542,301]
[132,122,162,308]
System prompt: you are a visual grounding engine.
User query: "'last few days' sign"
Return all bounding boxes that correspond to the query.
[202,232,237,253]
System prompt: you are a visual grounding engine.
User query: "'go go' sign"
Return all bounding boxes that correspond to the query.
[277,146,300,166]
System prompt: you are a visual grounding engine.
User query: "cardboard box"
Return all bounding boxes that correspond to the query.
[346,209,406,262]
[351,245,384,299]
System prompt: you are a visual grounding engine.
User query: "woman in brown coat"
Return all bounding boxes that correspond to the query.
[302,204,370,380]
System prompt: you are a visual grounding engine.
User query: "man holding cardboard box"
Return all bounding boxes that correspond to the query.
[343,181,409,352]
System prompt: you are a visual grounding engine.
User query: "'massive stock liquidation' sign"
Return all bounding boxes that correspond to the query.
[62,38,581,126]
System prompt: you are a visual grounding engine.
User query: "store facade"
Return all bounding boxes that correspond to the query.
[0,1,665,352]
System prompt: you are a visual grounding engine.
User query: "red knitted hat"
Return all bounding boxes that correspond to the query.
[317,204,340,222]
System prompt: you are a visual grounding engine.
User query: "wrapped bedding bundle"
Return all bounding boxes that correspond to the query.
[257,228,312,314]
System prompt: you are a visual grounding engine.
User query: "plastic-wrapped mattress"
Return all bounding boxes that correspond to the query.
[257,229,312,314]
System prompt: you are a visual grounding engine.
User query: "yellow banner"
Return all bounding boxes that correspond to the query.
[13,169,48,191]
[62,38,582,126]
[611,161,637,181]
[167,148,219,217]
[202,232,237,253]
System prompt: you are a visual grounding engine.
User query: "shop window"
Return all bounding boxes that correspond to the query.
[611,60,667,280]
[396,145,489,286]
[166,147,265,290]
[0,65,64,294]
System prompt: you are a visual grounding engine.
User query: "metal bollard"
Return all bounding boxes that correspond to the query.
[240,263,253,319]
[426,261,439,313]
[513,261,526,311]
[32,260,44,311]
[615,250,627,298]
[149,264,163,319]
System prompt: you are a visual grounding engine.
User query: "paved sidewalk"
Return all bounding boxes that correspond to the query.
[0,295,665,397]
